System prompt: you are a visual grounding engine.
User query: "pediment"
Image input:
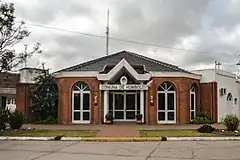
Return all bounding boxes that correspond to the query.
[97,58,150,81]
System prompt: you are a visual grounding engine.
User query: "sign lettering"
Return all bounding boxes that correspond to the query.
[99,84,148,90]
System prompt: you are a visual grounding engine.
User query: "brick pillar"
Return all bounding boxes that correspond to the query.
[200,82,218,123]
[16,83,31,118]
[178,83,189,124]
[148,80,157,124]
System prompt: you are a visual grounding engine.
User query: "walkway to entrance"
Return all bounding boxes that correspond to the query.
[23,124,226,137]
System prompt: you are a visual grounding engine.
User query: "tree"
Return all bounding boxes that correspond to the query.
[31,67,58,122]
[0,1,41,72]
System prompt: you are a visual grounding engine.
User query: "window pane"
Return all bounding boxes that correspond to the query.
[167,93,174,110]
[126,111,135,119]
[115,111,124,119]
[115,94,124,110]
[83,93,90,110]
[74,93,80,110]
[191,111,195,119]
[109,92,113,110]
[83,112,90,121]
[191,94,195,110]
[158,112,165,121]
[73,112,80,120]
[126,94,135,110]
[158,93,165,110]
[167,112,174,121]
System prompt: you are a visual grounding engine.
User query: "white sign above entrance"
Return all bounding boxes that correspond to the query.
[100,84,148,90]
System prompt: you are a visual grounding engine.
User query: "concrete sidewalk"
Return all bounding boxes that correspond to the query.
[22,124,226,137]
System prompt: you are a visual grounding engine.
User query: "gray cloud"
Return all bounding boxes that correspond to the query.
[14,0,91,24]
[8,0,240,72]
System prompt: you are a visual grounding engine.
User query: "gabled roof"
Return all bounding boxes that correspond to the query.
[56,50,191,73]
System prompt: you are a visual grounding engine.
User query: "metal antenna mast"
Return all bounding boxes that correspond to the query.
[106,10,109,56]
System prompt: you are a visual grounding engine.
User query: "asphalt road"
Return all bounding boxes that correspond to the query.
[0,140,240,160]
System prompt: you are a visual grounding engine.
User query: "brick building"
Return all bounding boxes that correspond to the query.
[16,50,239,124]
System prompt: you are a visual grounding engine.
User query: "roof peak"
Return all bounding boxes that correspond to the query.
[55,50,191,74]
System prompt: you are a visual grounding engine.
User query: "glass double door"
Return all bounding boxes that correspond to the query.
[109,92,139,121]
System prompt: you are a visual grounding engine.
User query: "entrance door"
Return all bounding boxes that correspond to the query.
[113,92,137,121]
[125,93,136,120]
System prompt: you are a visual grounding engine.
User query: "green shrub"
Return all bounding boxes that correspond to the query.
[191,116,212,124]
[9,110,24,129]
[40,116,57,124]
[223,115,240,131]
[0,108,10,130]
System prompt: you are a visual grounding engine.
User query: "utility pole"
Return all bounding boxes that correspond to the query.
[106,9,109,56]
[24,44,28,68]
[236,55,240,79]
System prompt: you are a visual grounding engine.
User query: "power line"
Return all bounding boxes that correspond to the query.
[16,21,239,57]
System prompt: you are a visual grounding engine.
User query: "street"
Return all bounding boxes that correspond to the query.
[0,140,240,160]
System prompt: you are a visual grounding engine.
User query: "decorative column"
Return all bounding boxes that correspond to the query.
[103,90,109,123]
[140,83,145,123]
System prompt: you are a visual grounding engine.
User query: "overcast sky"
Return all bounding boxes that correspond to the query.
[4,0,240,73]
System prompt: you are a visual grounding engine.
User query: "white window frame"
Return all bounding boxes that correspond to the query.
[72,83,91,124]
[157,83,176,124]
[190,86,196,120]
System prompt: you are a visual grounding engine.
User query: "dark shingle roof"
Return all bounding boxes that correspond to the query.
[56,50,190,73]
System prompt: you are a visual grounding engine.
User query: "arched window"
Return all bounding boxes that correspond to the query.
[227,93,232,101]
[190,86,196,120]
[72,82,90,123]
[157,82,176,123]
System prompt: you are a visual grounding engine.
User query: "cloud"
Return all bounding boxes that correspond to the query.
[4,0,240,73]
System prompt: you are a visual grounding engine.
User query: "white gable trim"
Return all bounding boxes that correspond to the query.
[97,59,151,81]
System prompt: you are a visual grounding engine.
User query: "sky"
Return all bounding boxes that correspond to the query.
[4,0,240,73]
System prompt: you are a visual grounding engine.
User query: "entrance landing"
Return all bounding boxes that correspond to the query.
[22,124,226,137]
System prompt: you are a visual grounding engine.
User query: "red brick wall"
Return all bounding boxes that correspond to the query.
[200,82,218,122]
[57,77,101,124]
[16,83,31,118]
[146,77,200,124]
[56,76,217,124]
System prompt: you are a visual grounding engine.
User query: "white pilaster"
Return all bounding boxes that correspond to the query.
[104,90,109,123]
[140,89,144,123]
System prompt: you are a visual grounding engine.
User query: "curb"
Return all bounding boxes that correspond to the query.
[167,137,240,141]
[1,136,240,141]
[0,136,54,141]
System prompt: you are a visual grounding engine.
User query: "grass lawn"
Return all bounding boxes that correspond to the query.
[139,130,217,137]
[0,130,99,137]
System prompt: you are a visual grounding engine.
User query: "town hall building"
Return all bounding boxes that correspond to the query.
[16,50,239,124]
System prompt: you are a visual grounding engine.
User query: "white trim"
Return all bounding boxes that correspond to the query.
[97,59,151,81]
[54,68,201,80]
[54,71,98,78]
[157,85,176,124]
[103,90,109,122]
[150,71,201,79]
[140,86,145,123]
[72,90,91,124]
[190,87,196,119]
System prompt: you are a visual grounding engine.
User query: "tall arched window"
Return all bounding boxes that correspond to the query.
[157,82,176,123]
[72,82,90,123]
[190,86,196,120]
